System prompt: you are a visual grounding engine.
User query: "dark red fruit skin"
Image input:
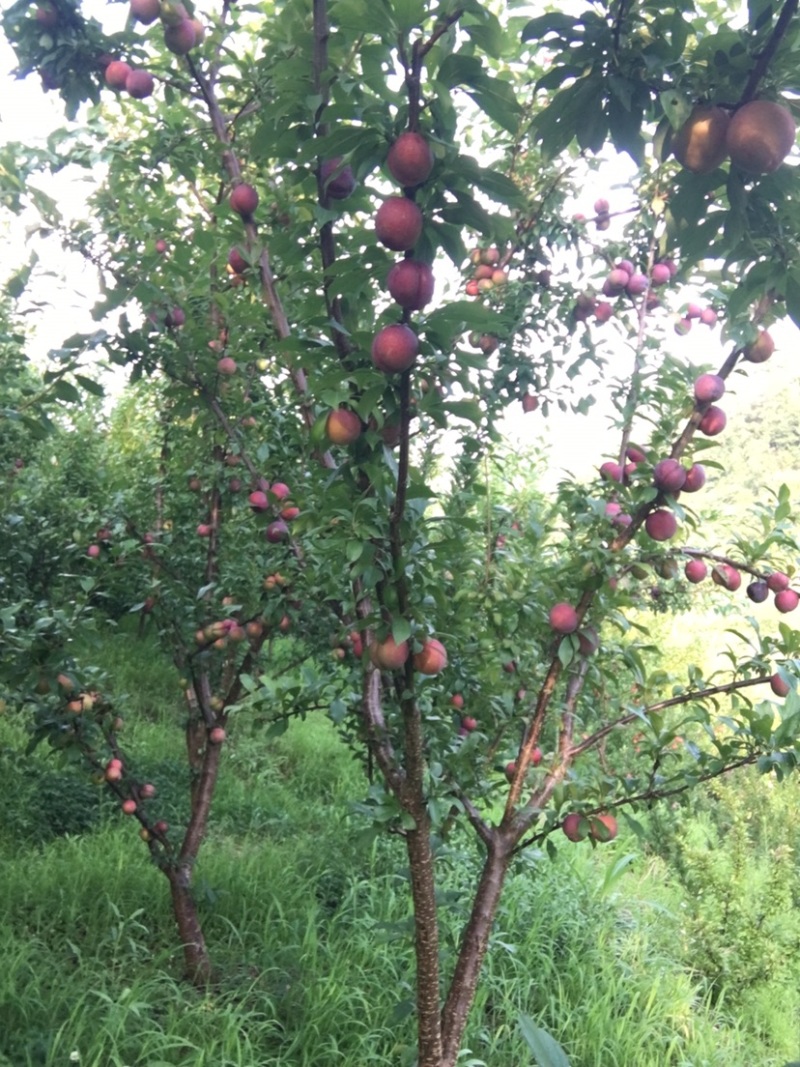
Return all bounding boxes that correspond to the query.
[386,260,435,310]
[374,198,423,252]
[320,158,357,200]
[228,248,248,274]
[645,509,677,541]
[775,589,800,613]
[371,324,418,373]
[548,602,579,634]
[683,464,706,493]
[746,581,769,603]
[230,183,259,218]
[767,572,790,593]
[126,69,154,98]
[694,374,725,403]
[712,564,741,591]
[653,459,686,493]
[685,559,707,584]
[698,406,726,436]
[387,132,434,187]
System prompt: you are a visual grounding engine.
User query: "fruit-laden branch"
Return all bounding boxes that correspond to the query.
[308,1,420,801]
[502,585,595,821]
[570,674,778,757]
[581,753,760,822]
[607,341,741,555]
[681,547,768,581]
[184,53,317,429]
[668,344,741,461]
[503,227,659,824]
[509,658,592,835]
[512,753,760,857]
[739,0,799,105]
[501,327,774,834]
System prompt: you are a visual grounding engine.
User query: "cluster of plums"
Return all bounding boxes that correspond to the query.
[324,131,437,446]
[673,99,796,177]
[369,634,448,675]
[463,246,508,298]
[102,0,206,100]
[371,131,436,375]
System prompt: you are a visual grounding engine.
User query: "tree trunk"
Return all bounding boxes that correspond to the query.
[165,864,213,985]
[405,818,444,1067]
[156,700,223,987]
[440,831,513,1067]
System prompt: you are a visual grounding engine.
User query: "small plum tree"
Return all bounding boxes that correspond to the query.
[2,0,800,1062]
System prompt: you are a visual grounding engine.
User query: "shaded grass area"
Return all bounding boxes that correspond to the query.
[0,634,798,1066]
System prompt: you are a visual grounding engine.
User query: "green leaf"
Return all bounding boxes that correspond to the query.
[521,13,580,42]
[390,0,425,33]
[660,89,692,131]
[519,1013,571,1067]
[346,539,364,563]
[557,637,574,668]
[466,75,521,134]
[53,380,81,404]
[392,617,412,645]
[458,159,526,208]
[74,375,105,397]
[574,88,607,153]
[425,299,505,333]
[312,126,384,160]
[464,15,506,59]
[436,53,483,90]
[435,56,521,133]
[532,77,603,160]
[785,270,800,330]
[333,0,396,37]
[5,256,37,299]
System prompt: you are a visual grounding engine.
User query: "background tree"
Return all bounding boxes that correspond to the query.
[1,0,799,1064]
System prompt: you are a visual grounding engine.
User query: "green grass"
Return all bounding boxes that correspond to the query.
[1,631,799,1067]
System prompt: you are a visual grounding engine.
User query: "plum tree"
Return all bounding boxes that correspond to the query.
[2,0,800,1064]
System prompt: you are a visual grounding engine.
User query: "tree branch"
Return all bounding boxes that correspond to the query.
[739,0,799,105]
[569,675,773,758]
